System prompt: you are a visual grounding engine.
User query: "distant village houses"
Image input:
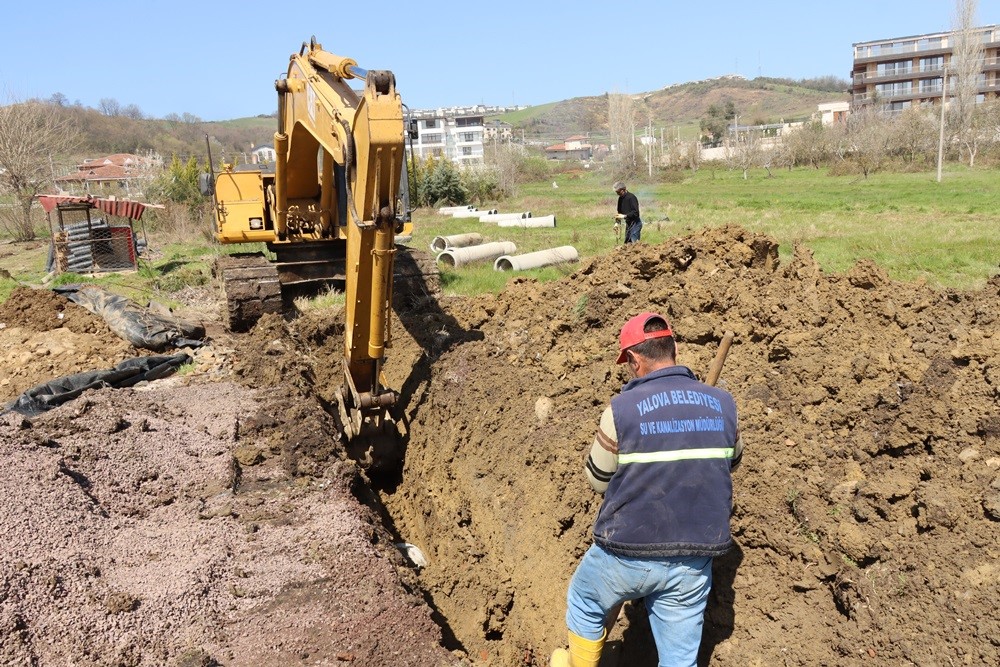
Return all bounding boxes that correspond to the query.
[251,144,276,164]
[544,135,593,161]
[54,153,162,197]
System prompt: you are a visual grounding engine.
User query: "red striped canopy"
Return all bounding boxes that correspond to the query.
[36,195,156,221]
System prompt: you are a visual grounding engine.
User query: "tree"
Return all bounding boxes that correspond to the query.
[700,100,736,146]
[122,104,145,120]
[422,158,466,206]
[724,127,762,180]
[966,98,1000,164]
[890,106,937,163]
[950,0,985,165]
[785,120,832,169]
[844,106,892,178]
[98,97,122,117]
[484,140,524,200]
[146,155,205,208]
[608,91,640,182]
[0,100,81,240]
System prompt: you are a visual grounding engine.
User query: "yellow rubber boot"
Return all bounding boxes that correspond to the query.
[550,630,605,667]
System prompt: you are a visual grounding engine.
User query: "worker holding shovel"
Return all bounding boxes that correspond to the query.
[551,313,743,667]
[613,182,642,244]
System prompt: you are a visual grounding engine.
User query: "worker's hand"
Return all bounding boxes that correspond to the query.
[614,214,625,220]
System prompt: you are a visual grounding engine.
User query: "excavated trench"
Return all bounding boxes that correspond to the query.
[230,225,999,666]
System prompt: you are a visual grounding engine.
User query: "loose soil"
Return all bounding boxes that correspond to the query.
[1,225,997,666]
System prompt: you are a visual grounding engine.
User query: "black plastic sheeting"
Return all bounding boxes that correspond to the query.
[2,353,191,417]
[56,285,206,351]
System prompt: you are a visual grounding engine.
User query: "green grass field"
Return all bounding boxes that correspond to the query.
[409,166,1000,294]
[2,165,996,305]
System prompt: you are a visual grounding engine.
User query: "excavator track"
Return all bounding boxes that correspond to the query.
[215,246,439,333]
[213,253,283,333]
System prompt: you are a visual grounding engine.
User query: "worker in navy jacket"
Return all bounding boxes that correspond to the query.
[551,312,743,667]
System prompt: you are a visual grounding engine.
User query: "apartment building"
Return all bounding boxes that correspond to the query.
[851,25,1000,111]
[408,107,486,165]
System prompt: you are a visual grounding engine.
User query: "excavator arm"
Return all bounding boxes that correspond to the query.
[209,37,411,463]
[276,38,405,447]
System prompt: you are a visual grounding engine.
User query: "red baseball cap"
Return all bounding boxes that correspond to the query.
[616,312,674,364]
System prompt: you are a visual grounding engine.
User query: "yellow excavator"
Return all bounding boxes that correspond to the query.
[202,37,433,467]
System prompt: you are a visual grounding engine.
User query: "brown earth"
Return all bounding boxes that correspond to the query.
[1,225,998,666]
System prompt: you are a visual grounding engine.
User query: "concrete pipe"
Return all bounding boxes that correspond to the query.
[449,208,488,218]
[479,211,532,223]
[437,241,516,268]
[494,245,578,272]
[430,233,484,253]
[437,205,475,214]
[497,214,556,228]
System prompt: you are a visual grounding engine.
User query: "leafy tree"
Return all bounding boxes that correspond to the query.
[422,157,466,206]
[462,166,501,206]
[146,155,205,208]
[700,100,736,146]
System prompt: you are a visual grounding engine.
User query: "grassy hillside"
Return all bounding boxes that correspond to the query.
[496,77,849,142]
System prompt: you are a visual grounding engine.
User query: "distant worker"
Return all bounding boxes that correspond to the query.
[550,312,744,667]
[613,182,642,244]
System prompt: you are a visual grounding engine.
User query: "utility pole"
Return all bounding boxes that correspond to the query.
[937,67,948,183]
[648,121,653,177]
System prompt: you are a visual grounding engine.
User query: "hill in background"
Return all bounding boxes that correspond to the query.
[47,75,847,163]
[497,76,849,143]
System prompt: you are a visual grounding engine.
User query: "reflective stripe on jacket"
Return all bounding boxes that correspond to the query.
[593,365,738,558]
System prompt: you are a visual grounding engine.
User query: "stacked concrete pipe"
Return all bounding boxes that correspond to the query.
[429,233,484,253]
[479,211,532,223]
[497,214,556,228]
[451,208,496,218]
[438,205,475,214]
[494,245,578,272]
[437,241,516,268]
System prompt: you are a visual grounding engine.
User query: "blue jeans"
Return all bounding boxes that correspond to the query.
[566,543,712,667]
[625,219,642,243]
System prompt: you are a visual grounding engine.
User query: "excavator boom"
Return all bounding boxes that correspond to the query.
[205,37,430,467]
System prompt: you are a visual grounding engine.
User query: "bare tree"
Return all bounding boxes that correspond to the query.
[98,97,122,117]
[967,97,1000,163]
[607,91,639,181]
[122,104,145,120]
[891,106,938,163]
[0,100,81,240]
[845,106,892,178]
[785,121,832,169]
[950,0,985,165]
[484,139,523,199]
[724,127,763,180]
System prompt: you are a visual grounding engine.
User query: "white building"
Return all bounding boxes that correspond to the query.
[816,102,850,126]
[408,107,485,165]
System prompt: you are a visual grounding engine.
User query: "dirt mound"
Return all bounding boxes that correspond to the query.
[0,287,135,403]
[379,225,1000,665]
[1,225,997,666]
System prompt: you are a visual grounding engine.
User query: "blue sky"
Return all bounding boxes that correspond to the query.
[1,1,996,121]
